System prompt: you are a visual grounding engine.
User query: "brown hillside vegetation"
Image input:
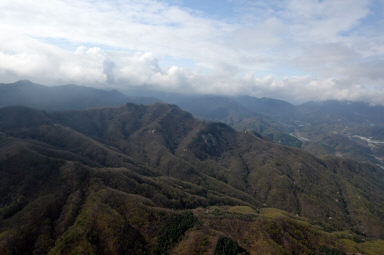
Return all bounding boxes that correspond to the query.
[0,103,384,254]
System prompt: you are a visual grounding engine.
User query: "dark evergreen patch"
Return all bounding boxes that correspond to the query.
[319,245,346,255]
[214,236,249,255]
[154,212,198,254]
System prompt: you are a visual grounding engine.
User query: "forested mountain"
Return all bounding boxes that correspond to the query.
[1,103,384,254]
[1,81,383,168]
[1,80,383,168]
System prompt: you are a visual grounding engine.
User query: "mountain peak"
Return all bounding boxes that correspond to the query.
[12,80,37,86]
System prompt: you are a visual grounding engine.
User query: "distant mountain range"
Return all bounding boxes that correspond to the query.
[1,80,384,168]
[0,80,158,111]
[140,91,384,168]
[1,80,383,169]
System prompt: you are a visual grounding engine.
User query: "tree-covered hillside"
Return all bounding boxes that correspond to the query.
[1,103,384,254]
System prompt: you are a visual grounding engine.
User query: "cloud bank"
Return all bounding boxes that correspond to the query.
[0,0,383,104]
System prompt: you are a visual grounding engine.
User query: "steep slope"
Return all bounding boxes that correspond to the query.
[45,104,384,235]
[152,94,303,148]
[2,80,383,166]
[1,104,384,254]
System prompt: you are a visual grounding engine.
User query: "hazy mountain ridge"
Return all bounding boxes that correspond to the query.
[0,80,159,111]
[146,91,384,167]
[1,80,383,167]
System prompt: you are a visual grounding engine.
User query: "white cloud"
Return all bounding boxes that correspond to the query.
[0,0,383,104]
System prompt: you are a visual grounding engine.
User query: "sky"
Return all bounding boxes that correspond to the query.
[0,0,384,104]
